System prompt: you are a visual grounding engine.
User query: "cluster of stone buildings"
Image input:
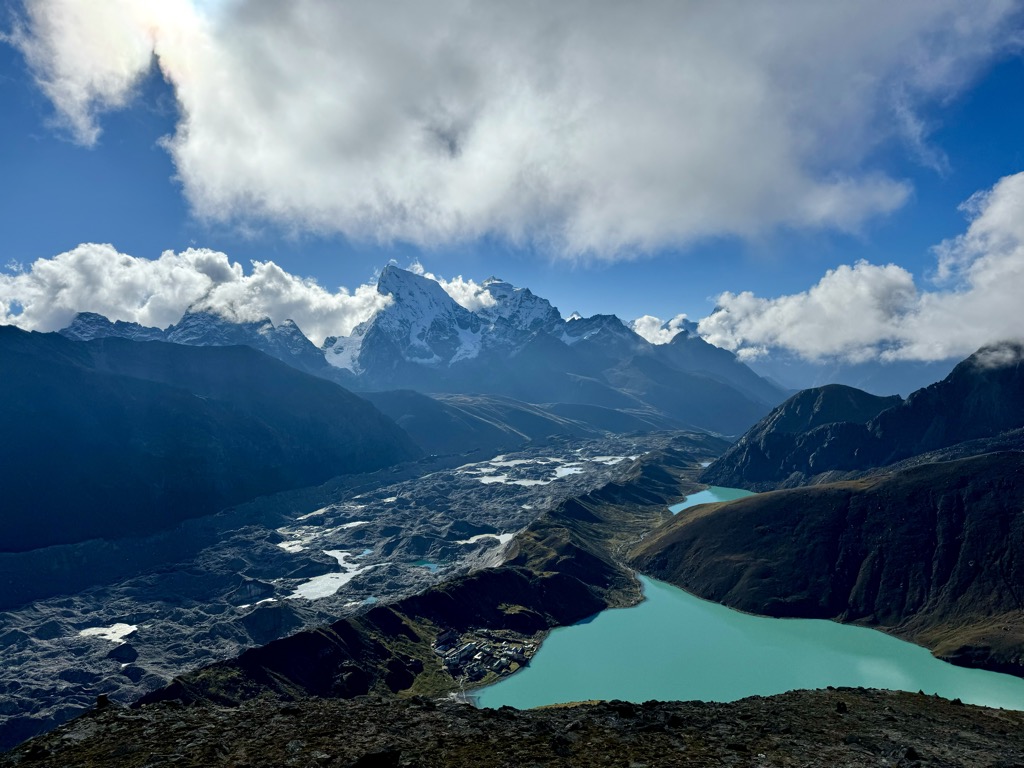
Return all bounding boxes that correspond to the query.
[432,629,535,682]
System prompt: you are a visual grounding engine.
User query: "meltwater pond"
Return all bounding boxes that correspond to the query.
[476,575,1024,710]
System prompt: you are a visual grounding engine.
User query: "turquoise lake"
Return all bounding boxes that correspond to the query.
[476,486,1024,711]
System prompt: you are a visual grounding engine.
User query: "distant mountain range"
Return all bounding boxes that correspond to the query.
[60,266,787,436]
[0,326,420,552]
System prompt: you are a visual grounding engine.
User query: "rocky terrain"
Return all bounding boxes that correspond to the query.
[4,688,1024,767]
[0,432,726,750]
[633,451,1024,677]
[132,433,715,709]
[702,342,1024,490]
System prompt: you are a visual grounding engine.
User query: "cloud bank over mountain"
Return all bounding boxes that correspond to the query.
[632,314,693,346]
[697,172,1024,362]
[9,0,1020,257]
[0,244,388,345]
[3,174,1023,361]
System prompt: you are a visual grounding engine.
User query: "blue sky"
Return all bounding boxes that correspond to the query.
[1,0,1023,367]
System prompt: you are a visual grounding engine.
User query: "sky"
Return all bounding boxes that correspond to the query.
[1,0,1023,367]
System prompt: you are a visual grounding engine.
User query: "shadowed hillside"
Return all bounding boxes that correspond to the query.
[702,342,1024,490]
[0,327,420,552]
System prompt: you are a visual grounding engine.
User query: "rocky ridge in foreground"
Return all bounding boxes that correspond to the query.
[4,688,1023,767]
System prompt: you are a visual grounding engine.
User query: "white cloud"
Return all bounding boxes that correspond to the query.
[0,243,388,345]
[698,173,1024,362]
[11,0,1022,257]
[631,314,693,345]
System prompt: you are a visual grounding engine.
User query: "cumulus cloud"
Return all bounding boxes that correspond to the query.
[631,314,694,345]
[0,243,389,345]
[698,173,1024,362]
[10,0,1022,256]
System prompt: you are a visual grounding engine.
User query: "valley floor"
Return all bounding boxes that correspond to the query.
[0,433,703,750]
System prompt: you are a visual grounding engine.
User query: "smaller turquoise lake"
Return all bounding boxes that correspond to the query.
[476,486,1024,711]
[669,485,755,513]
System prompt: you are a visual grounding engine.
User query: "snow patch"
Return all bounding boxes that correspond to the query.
[296,507,329,521]
[455,532,516,546]
[450,324,483,363]
[588,455,639,465]
[287,549,378,600]
[78,623,137,644]
[276,521,371,552]
[324,334,363,372]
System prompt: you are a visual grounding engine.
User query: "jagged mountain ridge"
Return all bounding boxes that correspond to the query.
[59,266,787,436]
[702,341,1024,489]
[62,310,338,381]
[327,266,788,434]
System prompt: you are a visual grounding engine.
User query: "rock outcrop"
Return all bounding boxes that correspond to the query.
[6,689,1024,767]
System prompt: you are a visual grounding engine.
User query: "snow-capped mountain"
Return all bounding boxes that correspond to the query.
[317,266,787,433]
[477,277,563,334]
[325,267,644,377]
[166,311,330,374]
[324,265,484,374]
[61,312,166,343]
[58,266,788,435]
[60,310,337,380]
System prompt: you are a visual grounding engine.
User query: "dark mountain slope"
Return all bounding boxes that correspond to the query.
[701,384,901,489]
[655,325,789,406]
[361,390,606,456]
[703,342,1024,489]
[870,343,1024,461]
[0,327,419,552]
[633,451,1024,675]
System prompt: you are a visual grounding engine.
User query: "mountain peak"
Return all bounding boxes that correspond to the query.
[964,340,1024,372]
[332,265,484,370]
[376,265,449,302]
[477,278,562,332]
